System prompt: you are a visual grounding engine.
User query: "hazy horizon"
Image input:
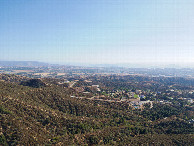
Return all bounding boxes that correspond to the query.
[1,0,194,65]
[1,60,194,69]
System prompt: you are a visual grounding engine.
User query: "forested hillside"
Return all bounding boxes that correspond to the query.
[0,74,193,145]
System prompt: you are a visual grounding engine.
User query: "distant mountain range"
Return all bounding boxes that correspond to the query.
[1,61,194,69]
[0,61,49,67]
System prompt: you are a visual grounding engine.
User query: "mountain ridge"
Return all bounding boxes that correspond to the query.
[0,61,49,67]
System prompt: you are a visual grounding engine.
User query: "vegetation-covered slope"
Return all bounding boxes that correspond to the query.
[0,74,193,145]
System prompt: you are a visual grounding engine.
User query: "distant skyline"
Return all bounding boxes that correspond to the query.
[0,0,194,66]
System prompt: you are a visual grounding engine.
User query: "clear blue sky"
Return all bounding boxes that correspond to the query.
[0,0,194,65]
